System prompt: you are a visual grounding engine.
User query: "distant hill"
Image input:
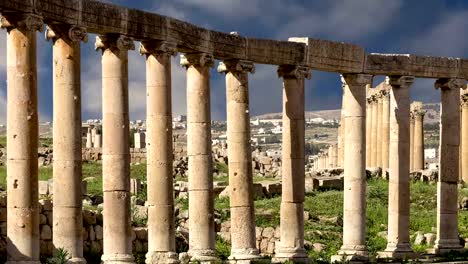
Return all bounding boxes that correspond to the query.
[254,103,441,124]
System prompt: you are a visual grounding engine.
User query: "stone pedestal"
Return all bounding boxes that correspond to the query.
[96,35,135,264]
[378,76,416,260]
[273,65,310,264]
[141,41,179,264]
[3,13,42,264]
[181,53,219,263]
[47,24,87,264]
[433,78,465,254]
[332,74,372,263]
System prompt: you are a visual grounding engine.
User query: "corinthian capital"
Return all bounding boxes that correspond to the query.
[45,24,88,43]
[217,59,255,74]
[95,35,135,52]
[434,78,465,90]
[388,76,415,89]
[341,74,372,87]
[277,65,311,79]
[180,53,214,68]
[1,13,43,32]
[139,40,177,56]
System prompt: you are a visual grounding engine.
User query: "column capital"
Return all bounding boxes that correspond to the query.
[434,78,465,91]
[1,13,43,32]
[388,75,415,89]
[341,73,372,87]
[45,24,88,43]
[180,52,214,68]
[277,65,311,79]
[413,110,425,120]
[217,59,255,74]
[95,34,135,52]
[139,40,177,56]
[461,94,468,108]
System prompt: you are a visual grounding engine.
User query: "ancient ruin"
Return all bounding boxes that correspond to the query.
[1,0,468,263]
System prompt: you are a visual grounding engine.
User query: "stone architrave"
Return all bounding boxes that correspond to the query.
[95,34,135,264]
[2,13,43,264]
[273,65,311,263]
[140,40,179,264]
[47,24,87,264]
[378,76,416,260]
[332,74,372,263]
[433,78,465,254]
[218,59,262,261]
[180,53,219,263]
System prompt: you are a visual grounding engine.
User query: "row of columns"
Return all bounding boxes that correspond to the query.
[310,143,338,171]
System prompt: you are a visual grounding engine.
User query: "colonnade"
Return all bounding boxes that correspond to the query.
[311,144,338,171]
[2,8,468,264]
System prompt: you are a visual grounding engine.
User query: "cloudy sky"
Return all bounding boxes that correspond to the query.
[1,0,468,122]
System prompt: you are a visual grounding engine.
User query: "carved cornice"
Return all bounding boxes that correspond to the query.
[277,65,311,79]
[95,34,135,52]
[388,76,415,89]
[45,24,88,43]
[139,40,177,56]
[434,78,465,90]
[1,13,43,32]
[180,53,214,68]
[217,59,255,74]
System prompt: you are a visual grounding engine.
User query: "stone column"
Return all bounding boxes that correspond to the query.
[376,93,383,168]
[461,92,468,183]
[140,41,179,263]
[274,65,310,263]
[413,110,425,170]
[332,74,372,262]
[433,78,465,253]
[46,24,87,264]
[337,126,343,167]
[95,133,102,148]
[365,99,372,167]
[86,128,93,148]
[409,112,415,171]
[180,53,218,262]
[2,13,42,264]
[338,85,346,167]
[370,96,378,167]
[382,89,390,171]
[218,60,261,261]
[378,76,415,259]
[95,35,135,264]
[328,145,334,168]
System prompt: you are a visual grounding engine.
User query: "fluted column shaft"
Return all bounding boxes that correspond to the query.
[409,116,415,171]
[379,76,415,259]
[376,95,383,167]
[365,100,372,167]
[333,74,372,262]
[462,93,468,183]
[370,98,378,167]
[274,65,310,262]
[434,78,465,253]
[96,35,135,263]
[141,41,179,263]
[2,13,42,264]
[47,24,87,264]
[218,60,260,260]
[413,113,425,170]
[382,91,390,171]
[181,53,218,262]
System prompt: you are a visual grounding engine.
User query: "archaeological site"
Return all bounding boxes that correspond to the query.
[2,0,468,263]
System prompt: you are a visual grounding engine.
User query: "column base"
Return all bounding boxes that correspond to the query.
[331,245,368,263]
[429,239,464,255]
[188,249,220,263]
[228,248,263,262]
[377,243,418,260]
[272,247,310,264]
[146,251,179,264]
[102,254,135,264]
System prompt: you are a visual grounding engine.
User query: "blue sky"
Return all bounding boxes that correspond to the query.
[1,0,468,122]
